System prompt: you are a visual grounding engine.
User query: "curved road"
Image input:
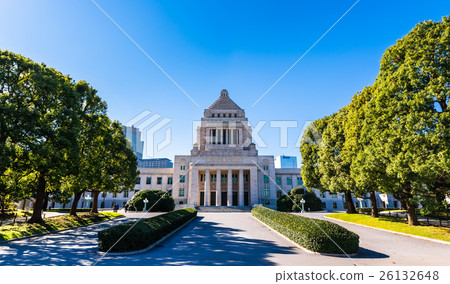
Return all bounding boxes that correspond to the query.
[0,212,449,265]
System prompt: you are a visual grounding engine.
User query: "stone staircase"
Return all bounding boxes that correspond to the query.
[195,206,252,213]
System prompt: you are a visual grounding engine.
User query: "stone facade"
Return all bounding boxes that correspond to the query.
[40,89,400,211]
[170,89,284,208]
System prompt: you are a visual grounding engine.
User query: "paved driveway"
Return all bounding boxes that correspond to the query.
[0,212,449,266]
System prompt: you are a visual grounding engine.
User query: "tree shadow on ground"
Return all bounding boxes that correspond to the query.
[0,217,140,266]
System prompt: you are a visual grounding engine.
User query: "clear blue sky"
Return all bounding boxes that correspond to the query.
[1,0,449,163]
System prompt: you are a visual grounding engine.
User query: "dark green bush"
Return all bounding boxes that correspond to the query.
[276,187,322,212]
[98,208,197,252]
[125,189,174,212]
[252,206,359,254]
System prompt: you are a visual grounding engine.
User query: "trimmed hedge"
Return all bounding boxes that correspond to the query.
[252,206,359,254]
[98,208,197,252]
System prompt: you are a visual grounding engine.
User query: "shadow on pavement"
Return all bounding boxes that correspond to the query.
[97,216,298,266]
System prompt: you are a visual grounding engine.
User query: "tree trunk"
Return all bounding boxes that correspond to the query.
[405,198,419,226]
[394,193,407,209]
[70,192,83,216]
[28,175,46,224]
[90,190,100,214]
[0,197,5,217]
[42,193,49,211]
[345,190,357,213]
[369,191,379,217]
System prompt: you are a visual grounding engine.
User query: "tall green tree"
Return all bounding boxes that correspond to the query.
[363,17,450,225]
[1,50,83,223]
[300,116,331,191]
[317,109,357,214]
[88,121,137,214]
[343,86,382,217]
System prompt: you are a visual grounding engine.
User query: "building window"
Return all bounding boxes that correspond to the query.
[123,190,129,198]
[232,174,238,182]
[297,177,303,185]
[264,188,270,197]
[146,177,151,184]
[320,192,325,198]
[210,174,216,182]
[157,177,162,184]
[168,177,173,185]
[276,177,281,185]
[263,165,269,170]
[221,174,227,182]
[276,190,282,198]
[263,175,269,183]
[333,202,337,209]
[200,174,205,182]
[331,193,337,198]
[136,177,141,184]
[180,175,185,183]
[179,188,185,197]
[244,174,249,182]
[112,192,117,198]
[180,165,185,170]
[287,177,292,185]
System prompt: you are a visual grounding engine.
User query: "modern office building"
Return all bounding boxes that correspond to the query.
[275,155,298,169]
[122,125,144,159]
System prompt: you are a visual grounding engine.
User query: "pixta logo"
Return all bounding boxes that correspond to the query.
[125,110,172,158]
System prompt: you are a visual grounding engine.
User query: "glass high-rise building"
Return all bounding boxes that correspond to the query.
[122,125,144,159]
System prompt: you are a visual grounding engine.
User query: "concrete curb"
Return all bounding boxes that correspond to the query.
[97,216,197,256]
[324,216,450,246]
[0,215,125,244]
[251,215,358,257]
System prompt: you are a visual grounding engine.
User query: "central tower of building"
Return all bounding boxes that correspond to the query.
[173,89,277,208]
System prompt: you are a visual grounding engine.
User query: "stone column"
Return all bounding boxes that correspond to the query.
[188,166,199,206]
[216,169,221,206]
[250,166,258,205]
[238,169,244,206]
[204,169,210,206]
[227,169,232,206]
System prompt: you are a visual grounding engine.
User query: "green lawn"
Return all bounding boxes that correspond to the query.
[326,213,450,243]
[0,212,122,241]
[0,210,33,221]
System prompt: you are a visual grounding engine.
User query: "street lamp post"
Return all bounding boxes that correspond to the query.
[357,197,363,209]
[85,194,92,209]
[300,198,306,213]
[143,198,149,212]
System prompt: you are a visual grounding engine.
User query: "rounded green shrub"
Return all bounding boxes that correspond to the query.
[125,189,174,212]
[276,187,322,212]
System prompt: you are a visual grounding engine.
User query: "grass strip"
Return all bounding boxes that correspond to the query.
[0,212,122,241]
[326,213,450,243]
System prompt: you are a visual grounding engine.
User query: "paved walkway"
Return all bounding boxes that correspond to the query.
[0,212,449,265]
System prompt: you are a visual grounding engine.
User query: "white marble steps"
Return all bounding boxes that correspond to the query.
[196,206,251,212]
